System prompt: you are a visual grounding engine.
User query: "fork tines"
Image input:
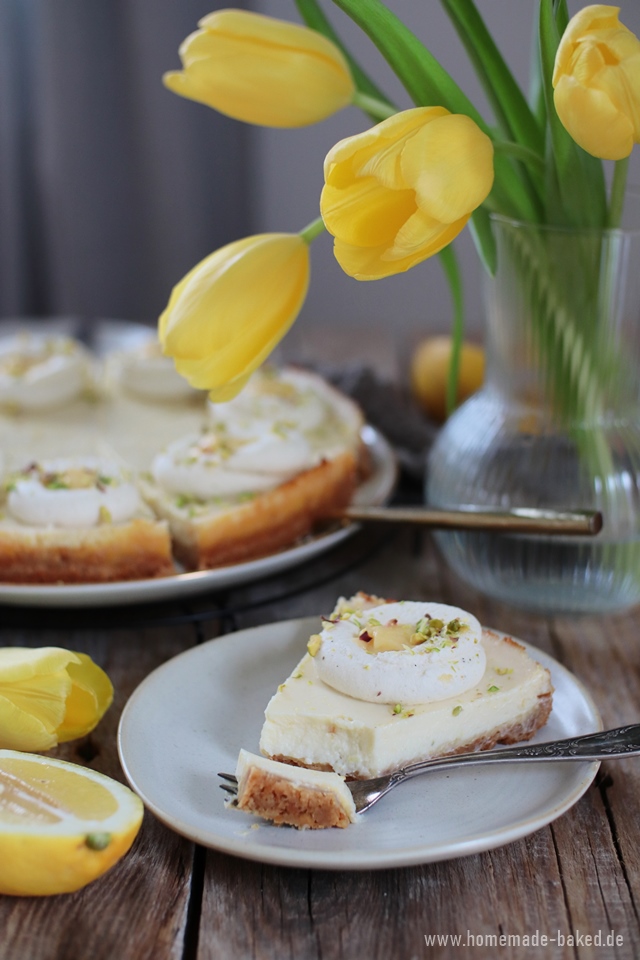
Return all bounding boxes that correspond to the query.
[218,772,239,801]
[218,772,238,784]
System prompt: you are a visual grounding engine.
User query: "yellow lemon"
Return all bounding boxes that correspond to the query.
[410,336,484,422]
[0,750,144,896]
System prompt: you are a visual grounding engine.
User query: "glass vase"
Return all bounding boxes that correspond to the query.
[427,204,640,615]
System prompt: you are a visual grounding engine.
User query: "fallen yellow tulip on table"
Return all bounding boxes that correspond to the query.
[0,646,113,752]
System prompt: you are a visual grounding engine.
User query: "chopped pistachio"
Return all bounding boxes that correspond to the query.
[392,703,403,715]
[495,667,513,676]
[452,705,463,716]
[307,634,322,657]
[98,505,112,524]
[488,684,500,693]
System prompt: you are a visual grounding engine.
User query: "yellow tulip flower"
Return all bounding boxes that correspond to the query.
[0,648,113,752]
[163,9,355,128]
[553,5,640,160]
[159,233,310,400]
[320,107,494,280]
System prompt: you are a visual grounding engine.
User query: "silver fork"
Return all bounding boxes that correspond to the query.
[219,724,640,815]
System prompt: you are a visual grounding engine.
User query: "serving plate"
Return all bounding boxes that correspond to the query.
[118,617,602,870]
[0,426,395,608]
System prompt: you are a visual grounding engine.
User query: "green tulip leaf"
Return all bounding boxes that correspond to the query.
[538,0,606,227]
[439,0,544,155]
[331,0,486,127]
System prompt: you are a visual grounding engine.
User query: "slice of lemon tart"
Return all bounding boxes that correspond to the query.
[258,594,553,782]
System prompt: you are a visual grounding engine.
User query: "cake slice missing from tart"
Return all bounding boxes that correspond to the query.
[138,366,364,570]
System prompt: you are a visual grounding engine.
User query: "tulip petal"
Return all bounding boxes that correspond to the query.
[324,107,447,182]
[0,694,59,751]
[554,76,634,159]
[321,180,416,247]
[332,211,466,280]
[600,55,640,138]
[57,654,114,742]
[387,208,469,262]
[0,669,71,750]
[401,115,494,223]
[0,647,78,683]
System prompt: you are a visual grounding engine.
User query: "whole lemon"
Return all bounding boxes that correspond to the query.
[410,336,484,423]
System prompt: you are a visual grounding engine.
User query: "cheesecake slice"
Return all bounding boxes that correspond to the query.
[234,750,357,829]
[259,597,553,780]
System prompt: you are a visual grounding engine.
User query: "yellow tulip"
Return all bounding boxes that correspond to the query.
[163,9,355,128]
[0,648,113,752]
[320,107,494,280]
[553,5,640,160]
[159,233,310,400]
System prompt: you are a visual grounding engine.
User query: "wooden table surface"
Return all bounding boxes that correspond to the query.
[1,519,639,960]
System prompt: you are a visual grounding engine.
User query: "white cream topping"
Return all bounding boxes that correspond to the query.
[5,458,142,528]
[116,339,199,400]
[313,601,486,705]
[152,427,320,499]
[0,334,91,409]
[208,367,329,436]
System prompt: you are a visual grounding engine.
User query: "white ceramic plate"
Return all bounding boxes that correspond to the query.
[0,426,395,609]
[118,617,602,871]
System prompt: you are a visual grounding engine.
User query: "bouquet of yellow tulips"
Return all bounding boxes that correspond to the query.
[159,1,640,415]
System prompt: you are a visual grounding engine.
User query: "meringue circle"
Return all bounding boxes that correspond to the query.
[208,367,329,436]
[313,601,486,704]
[151,429,320,499]
[6,458,143,528]
[0,335,90,410]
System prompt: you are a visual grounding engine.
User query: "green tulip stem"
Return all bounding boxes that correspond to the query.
[607,157,630,229]
[492,139,546,177]
[352,91,397,120]
[300,217,326,245]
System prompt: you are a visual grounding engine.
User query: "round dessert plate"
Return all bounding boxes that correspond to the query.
[0,426,395,609]
[118,618,602,871]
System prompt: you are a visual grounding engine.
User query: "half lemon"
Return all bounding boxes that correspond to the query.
[0,750,144,896]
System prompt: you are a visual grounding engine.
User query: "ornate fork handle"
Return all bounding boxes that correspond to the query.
[398,724,640,783]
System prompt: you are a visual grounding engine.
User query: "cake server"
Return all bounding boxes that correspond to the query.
[337,505,603,535]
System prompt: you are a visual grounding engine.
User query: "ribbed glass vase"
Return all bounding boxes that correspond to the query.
[427,202,640,615]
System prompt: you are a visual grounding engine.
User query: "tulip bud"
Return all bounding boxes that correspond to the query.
[0,648,113,752]
[163,9,355,128]
[159,233,310,400]
[553,5,640,160]
[320,107,494,280]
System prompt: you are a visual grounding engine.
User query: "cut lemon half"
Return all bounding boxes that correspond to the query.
[0,750,144,896]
